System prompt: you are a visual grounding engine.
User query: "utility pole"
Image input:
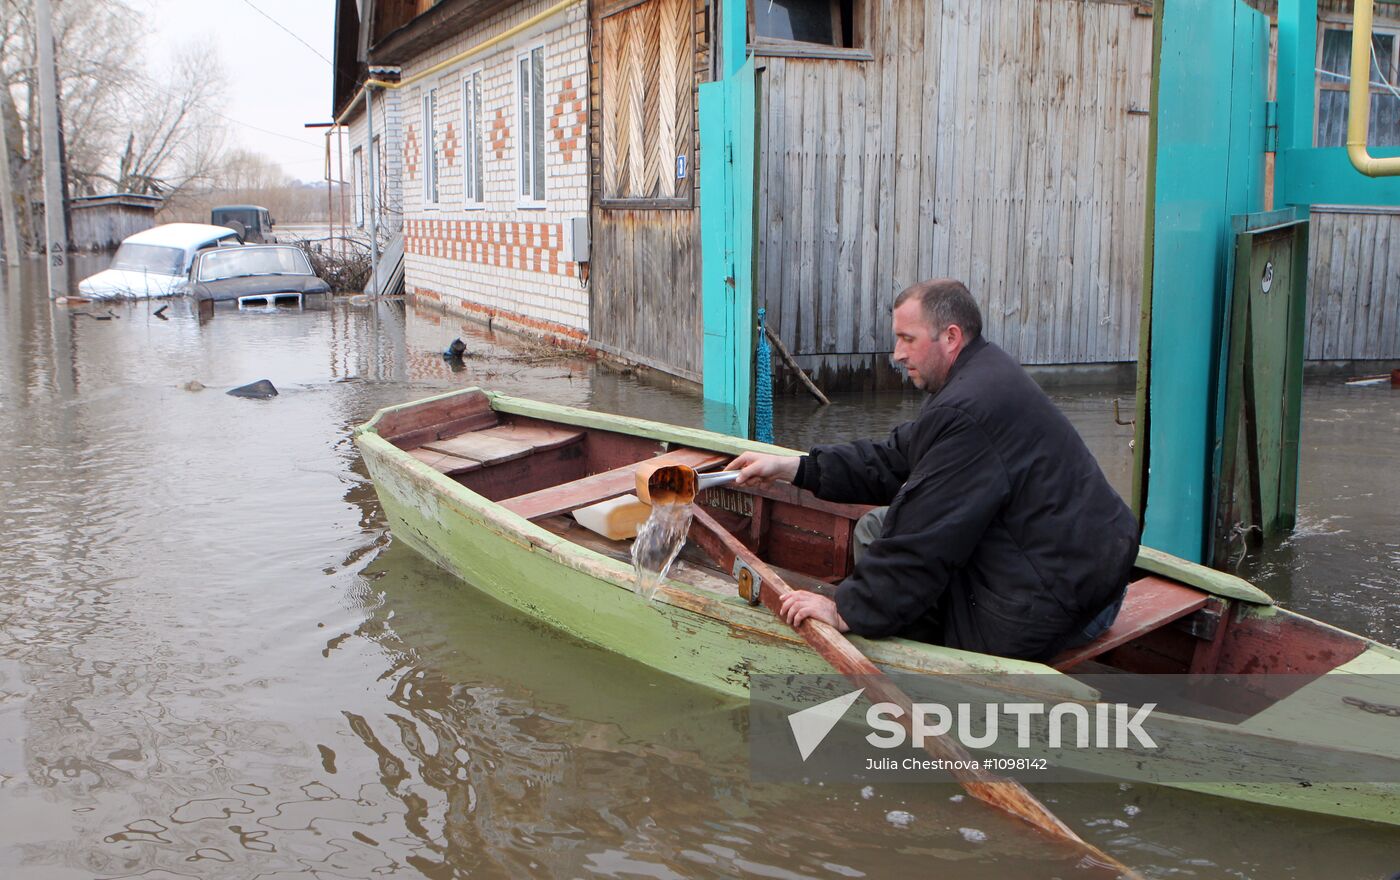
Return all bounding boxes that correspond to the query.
[35,0,69,298]
[0,105,21,268]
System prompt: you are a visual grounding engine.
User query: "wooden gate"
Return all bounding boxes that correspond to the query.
[589,0,707,381]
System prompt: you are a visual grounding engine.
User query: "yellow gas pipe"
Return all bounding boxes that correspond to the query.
[1347,0,1400,176]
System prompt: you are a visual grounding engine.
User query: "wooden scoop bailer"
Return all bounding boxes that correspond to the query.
[635,461,740,505]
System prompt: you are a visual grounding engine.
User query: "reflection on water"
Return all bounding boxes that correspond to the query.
[1,260,1399,879]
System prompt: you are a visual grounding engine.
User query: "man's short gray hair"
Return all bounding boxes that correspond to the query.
[894,278,983,340]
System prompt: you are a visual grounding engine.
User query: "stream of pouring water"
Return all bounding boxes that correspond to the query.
[630,501,693,600]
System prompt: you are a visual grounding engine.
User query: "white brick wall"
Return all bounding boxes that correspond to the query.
[344,90,403,237]
[392,0,591,338]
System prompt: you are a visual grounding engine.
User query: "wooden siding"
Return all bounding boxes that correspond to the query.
[757,0,1154,388]
[588,0,708,381]
[70,199,158,252]
[1306,207,1400,361]
[599,0,694,202]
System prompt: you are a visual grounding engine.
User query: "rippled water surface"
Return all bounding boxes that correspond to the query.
[1,260,1398,879]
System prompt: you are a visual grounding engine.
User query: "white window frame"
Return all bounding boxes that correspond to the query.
[516,44,547,209]
[462,68,486,209]
[372,133,384,217]
[422,87,440,208]
[352,146,365,228]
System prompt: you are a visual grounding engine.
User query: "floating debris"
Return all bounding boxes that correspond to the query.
[958,827,987,843]
[885,810,915,828]
[183,380,206,392]
[227,379,278,399]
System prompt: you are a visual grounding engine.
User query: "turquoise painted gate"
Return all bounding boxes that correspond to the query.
[1138,0,1270,562]
[1140,0,1400,565]
[698,0,756,437]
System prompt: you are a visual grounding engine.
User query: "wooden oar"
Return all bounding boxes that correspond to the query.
[687,505,1141,879]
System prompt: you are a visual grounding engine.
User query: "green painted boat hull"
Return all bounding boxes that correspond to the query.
[355,389,1400,827]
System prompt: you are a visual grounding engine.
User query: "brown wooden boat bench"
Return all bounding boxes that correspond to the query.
[500,448,728,521]
[406,423,585,476]
[1052,576,1209,670]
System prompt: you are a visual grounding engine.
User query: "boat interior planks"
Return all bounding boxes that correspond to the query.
[371,390,1378,690]
[501,448,727,521]
[1052,577,1208,670]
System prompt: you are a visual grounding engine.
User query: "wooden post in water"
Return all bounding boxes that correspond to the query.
[0,94,20,267]
[34,0,69,297]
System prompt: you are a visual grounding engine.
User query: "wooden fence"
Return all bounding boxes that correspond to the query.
[757,0,1155,387]
[1306,206,1400,361]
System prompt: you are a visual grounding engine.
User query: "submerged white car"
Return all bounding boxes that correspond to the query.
[78,223,241,299]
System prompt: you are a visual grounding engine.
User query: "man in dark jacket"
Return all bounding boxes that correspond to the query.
[727,278,1139,661]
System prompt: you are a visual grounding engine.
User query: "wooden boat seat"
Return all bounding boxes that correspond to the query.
[500,448,728,521]
[1052,576,1209,670]
[408,423,584,475]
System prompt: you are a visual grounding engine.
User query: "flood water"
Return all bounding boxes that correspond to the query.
[1,258,1397,879]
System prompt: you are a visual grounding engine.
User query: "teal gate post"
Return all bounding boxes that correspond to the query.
[1138,0,1400,565]
[1137,0,1269,562]
[698,0,757,437]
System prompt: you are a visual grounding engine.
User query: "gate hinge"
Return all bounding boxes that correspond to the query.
[1264,101,1278,153]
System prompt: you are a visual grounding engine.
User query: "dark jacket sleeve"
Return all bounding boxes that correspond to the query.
[794,419,918,507]
[834,408,1010,638]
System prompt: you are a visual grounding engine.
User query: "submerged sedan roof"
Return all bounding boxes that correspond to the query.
[124,223,239,249]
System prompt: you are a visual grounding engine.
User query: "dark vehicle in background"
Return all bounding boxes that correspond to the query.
[211,205,276,243]
[190,244,329,308]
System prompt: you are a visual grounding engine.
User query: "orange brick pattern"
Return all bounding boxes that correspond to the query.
[410,287,589,343]
[443,122,459,167]
[405,219,579,278]
[550,76,586,164]
[489,109,510,161]
[404,123,419,180]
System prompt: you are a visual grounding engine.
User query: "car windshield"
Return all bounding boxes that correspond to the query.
[110,243,186,275]
[197,247,313,282]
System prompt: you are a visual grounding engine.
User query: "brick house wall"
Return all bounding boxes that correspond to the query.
[345,86,404,239]
[394,0,590,342]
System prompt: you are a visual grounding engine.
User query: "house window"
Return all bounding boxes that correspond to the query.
[352,146,365,228]
[422,88,440,205]
[463,70,484,206]
[1316,24,1400,148]
[600,0,694,206]
[754,0,860,50]
[517,46,546,205]
[373,133,386,216]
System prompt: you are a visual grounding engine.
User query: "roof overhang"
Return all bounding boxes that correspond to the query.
[369,0,518,66]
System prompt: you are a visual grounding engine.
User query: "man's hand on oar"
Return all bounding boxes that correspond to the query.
[778,590,849,632]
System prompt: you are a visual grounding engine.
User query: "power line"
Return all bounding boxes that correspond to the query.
[125,70,325,149]
[238,0,333,66]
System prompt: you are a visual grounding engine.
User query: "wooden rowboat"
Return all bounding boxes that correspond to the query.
[354,388,1400,826]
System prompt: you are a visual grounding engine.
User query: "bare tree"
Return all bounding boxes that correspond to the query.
[108,43,226,198]
[0,0,228,252]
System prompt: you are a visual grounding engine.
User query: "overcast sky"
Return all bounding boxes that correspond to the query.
[138,0,336,182]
